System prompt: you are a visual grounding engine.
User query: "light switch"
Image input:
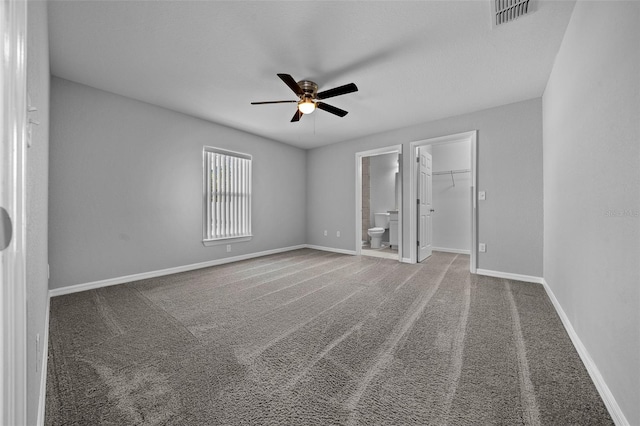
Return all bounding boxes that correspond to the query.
[478,191,486,201]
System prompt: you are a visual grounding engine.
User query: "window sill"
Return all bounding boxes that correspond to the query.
[202,235,252,247]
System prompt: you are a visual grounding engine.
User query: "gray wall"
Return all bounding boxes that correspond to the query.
[542,1,640,424]
[361,157,370,241]
[432,140,470,252]
[26,0,50,423]
[49,78,307,289]
[369,153,398,243]
[307,98,543,277]
[369,153,398,222]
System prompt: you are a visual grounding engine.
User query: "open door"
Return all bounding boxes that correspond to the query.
[417,148,433,262]
[1,0,28,423]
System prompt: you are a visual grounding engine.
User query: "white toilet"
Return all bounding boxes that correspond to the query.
[368,213,390,249]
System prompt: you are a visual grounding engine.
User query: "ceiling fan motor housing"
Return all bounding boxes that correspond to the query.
[298,80,318,99]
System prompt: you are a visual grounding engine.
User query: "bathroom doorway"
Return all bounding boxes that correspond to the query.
[355,145,402,261]
[409,131,477,272]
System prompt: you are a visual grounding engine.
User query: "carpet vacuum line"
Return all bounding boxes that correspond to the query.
[285,262,426,390]
[505,280,541,426]
[344,255,459,424]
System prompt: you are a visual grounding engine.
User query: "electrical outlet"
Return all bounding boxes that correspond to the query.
[478,191,486,201]
[324,230,328,236]
[479,243,486,253]
[226,245,231,253]
[336,231,341,237]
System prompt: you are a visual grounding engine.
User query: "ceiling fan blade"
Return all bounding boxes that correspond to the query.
[317,102,348,117]
[291,109,303,122]
[316,83,358,100]
[251,100,298,105]
[278,73,304,97]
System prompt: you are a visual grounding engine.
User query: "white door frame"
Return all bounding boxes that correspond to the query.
[408,131,477,272]
[355,145,403,261]
[1,0,29,424]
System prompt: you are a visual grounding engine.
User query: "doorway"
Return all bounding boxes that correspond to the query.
[409,131,477,272]
[355,145,403,261]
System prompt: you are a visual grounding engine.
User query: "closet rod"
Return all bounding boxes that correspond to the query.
[432,169,470,175]
[433,168,470,187]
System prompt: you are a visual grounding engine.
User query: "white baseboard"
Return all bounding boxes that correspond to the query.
[49,245,307,297]
[541,279,629,426]
[432,247,470,255]
[475,268,543,284]
[401,257,413,264]
[37,294,51,426]
[305,245,357,256]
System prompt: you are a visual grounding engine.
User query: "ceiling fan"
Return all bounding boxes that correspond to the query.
[251,73,358,122]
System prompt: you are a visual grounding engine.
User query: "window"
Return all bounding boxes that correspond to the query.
[203,147,252,245]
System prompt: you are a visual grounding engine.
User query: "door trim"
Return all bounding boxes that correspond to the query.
[408,131,477,272]
[0,0,29,423]
[355,145,403,261]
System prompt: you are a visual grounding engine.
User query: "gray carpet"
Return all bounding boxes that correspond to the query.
[46,249,613,425]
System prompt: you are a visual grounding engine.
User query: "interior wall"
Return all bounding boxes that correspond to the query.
[361,157,370,241]
[369,153,397,242]
[431,140,470,252]
[307,98,543,277]
[26,0,50,423]
[542,1,640,424]
[49,78,307,290]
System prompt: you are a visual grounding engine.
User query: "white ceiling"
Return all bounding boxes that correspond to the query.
[48,0,576,149]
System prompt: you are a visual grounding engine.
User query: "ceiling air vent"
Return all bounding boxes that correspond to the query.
[492,0,534,27]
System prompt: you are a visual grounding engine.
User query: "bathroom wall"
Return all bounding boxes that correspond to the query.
[431,140,471,253]
[369,152,398,226]
[369,153,398,243]
[361,157,370,242]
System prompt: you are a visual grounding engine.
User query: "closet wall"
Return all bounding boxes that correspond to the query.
[431,140,471,253]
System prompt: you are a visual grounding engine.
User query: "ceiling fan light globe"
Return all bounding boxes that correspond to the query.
[298,100,316,114]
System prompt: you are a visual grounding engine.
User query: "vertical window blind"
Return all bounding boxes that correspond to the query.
[203,147,252,242]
